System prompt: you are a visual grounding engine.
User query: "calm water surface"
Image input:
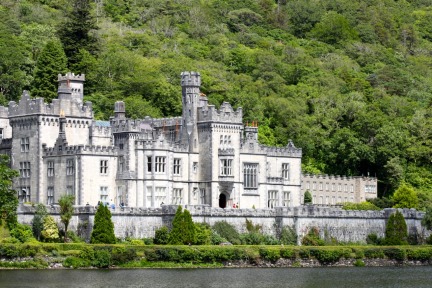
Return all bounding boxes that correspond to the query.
[1,266,432,288]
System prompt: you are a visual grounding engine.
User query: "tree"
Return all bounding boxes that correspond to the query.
[304,190,312,204]
[58,0,99,67]
[41,215,60,242]
[168,206,196,245]
[0,155,19,230]
[384,210,408,245]
[91,203,116,244]
[421,207,432,231]
[392,184,419,209]
[154,226,169,244]
[31,40,68,102]
[32,203,48,241]
[308,11,358,45]
[59,194,75,243]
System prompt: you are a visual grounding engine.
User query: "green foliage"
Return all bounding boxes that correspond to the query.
[279,226,297,245]
[168,206,196,245]
[41,215,59,242]
[342,202,381,211]
[194,223,212,245]
[58,194,75,243]
[212,221,241,245]
[259,247,280,261]
[384,211,408,245]
[154,226,169,245]
[32,204,48,241]
[0,155,19,229]
[10,223,33,243]
[304,190,313,204]
[302,227,325,246]
[91,204,116,244]
[310,247,350,264]
[31,40,67,102]
[366,233,383,245]
[421,207,432,230]
[308,11,358,45]
[392,184,419,209]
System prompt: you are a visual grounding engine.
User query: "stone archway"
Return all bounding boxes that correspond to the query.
[219,193,227,208]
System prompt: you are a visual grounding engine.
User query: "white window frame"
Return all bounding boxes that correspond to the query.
[47,161,54,177]
[173,158,181,175]
[268,190,278,208]
[172,188,183,205]
[19,187,30,203]
[282,191,291,207]
[155,156,166,173]
[220,159,232,176]
[100,159,108,174]
[47,187,54,205]
[20,137,29,152]
[282,163,290,180]
[243,163,258,189]
[100,186,108,203]
[19,162,30,178]
[66,159,74,176]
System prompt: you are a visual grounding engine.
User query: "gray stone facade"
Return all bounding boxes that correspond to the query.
[0,71,376,210]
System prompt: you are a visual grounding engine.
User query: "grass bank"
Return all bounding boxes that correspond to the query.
[1,243,432,269]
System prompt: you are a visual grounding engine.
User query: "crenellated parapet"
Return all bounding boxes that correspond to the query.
[7,90,92,118]
[135,138,189,152]
[43,144,117,156]
[240,141,302,158]
[197,102,243,124]
[302,174,377,182]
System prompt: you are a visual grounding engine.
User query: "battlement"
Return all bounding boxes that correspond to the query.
[43,144,117,156]
[8,91,92,118]
[240,140,303,158]
[58,72,85,82]
[135,138,189,152]
[302,174,377,181]
[181,71,201,87]
[198,102,243,123]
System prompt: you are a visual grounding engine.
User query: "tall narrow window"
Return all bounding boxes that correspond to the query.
[268,190,278,208]
[282,163,290,180]
[0,128,3,139]
[282,191,291,207]
[66,159,74,175]
[100,186,108,203]
[243,163,258,189]
[20,137,29,152]
[47,161,54,177]
[220,159,232,176]
[147,156,152,172]
[118,156,124,173]
[100,160,108,174]
[172,188,183,205]
[155,187,166,206]
[19,187,30,203]
[47,187,54,205]
[155,157,166,173]
[66,186,74,196]
[173,158,181,175]
[19,162,30,178]
[199,188,206,204]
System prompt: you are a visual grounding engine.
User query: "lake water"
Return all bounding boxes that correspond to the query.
[1,266,432,288]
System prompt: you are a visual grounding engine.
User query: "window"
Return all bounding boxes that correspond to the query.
[268,190,278,208]
[100,160,108,174]
[220,159,232,176]
[172,188,183,205]
[146,186,153,207]
[147,156,152,172]
[155,156,166,173]
[326,183,329,191]
[47,161,54,177]
[118,156,124,173]
[155,187,166,207]
[350,184,354,193]
[0,128,3,139]
[199,188,206,204]
[312,182,316,190]
[20,137,29,152]
[19,187,30,203]
[332,183,336,191]
[243,163,258,189]
[193,162,198,173]
[325,196,329,205]
[338,184,342,191]
[173,158,181,175]
[119,143,124,150]
[306,182,310,189]
[365,185,377,193]
[332,196,336,205]
[319,182,323,190]
[66,186,74,197]
[282,163,290,180]
[344,184,348,192]
[282,191,291,207]
[19,162,30,178]
[47,187,54,205]
[66,159,74,175]
[100,186,108,203]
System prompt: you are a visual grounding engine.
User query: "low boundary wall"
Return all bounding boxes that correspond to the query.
[17,204,427,244]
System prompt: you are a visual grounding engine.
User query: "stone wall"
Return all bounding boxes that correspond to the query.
[17,204,427,244]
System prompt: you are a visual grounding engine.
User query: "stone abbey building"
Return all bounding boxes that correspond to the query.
[0,71,376,209]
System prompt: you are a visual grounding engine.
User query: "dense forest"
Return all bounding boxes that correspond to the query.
[1,0,432,207]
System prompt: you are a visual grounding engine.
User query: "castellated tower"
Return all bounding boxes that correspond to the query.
[57,72,85,104]
[180,71,201,152]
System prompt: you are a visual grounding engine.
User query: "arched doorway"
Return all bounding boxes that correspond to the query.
[219,193,227,208]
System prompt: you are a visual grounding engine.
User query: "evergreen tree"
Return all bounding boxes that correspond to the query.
[182,209,196,244]
[41,215,60,242]
[31,40,67,102]
[304,190,312,204]
[392,184,419,209]
[91,204,116,244]
[0,155,19,230]
[59,194,75,243]
[32,204,48,241]
[168,206,184,245]
[384,210,408,245]
[58,0,99,67]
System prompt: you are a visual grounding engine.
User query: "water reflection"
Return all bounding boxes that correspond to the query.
[1,266,432,288]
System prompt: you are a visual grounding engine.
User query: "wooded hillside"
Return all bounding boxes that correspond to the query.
[1,0,432,207]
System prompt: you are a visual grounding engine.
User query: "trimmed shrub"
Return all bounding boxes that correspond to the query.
[259,247,280,261]
[41,215,59,242]
[310,248,347,264]
[384,211,408,245]
[112,247,137,265]
[383,248,406,261]
[10,223,33,243]
[364,248,385,259]
[406,248,432,261]
[154,226,169,244]
[91,204,116,244]
[92,249,112,268]
[212,221,241,245]
[79,246,95,261]
[63,256,91,268]
[366,233,383,245]
[280,248,296,259]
